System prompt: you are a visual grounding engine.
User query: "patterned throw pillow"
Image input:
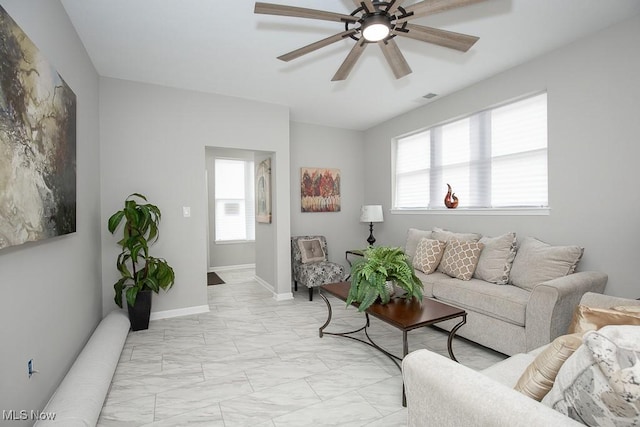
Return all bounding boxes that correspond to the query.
[542,325,640,424]
[412,238,446,274]
[297,238,326,263]
[437,240,485,281]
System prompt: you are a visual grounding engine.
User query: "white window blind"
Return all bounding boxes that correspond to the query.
[214,158,255,242]
[393,93,548,210]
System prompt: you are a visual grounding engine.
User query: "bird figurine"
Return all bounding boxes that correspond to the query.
[444,184,459,209]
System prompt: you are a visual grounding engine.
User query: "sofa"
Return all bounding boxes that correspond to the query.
[402,292,640,426]
[404,227,608,355]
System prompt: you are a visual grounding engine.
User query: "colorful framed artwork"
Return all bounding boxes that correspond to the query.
[300,167,341,213]
[0,6,77,250]
[256,158,272,223]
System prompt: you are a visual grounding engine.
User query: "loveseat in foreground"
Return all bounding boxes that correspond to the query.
[404,228,608,355]
[402,292,640,426]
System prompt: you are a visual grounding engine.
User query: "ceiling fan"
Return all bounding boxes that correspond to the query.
[254,0,484,81]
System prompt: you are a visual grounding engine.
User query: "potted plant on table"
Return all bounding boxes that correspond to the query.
[108,193,175,331]
[346,246,423,312]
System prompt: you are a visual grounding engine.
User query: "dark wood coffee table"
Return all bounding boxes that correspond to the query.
[319,282,467,366]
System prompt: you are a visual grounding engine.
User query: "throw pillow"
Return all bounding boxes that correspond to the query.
[473,232,517,285]
[567,305,640,334]
[514,332,583,401]
[412,238,447,274]
[432,227,481,243]
[437,240,484,281]
[509,237,583,291]
[404,228,433,262]
[542,325,640,425]
[297,238,326,264]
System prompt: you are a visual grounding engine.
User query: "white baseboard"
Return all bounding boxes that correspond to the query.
[254,274,273,292]
[150,305,210,321]
[209,263,256,272]
[274,292,294,301]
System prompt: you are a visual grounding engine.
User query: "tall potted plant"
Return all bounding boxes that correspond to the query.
[346,246,423,312]
[108,193,175,330]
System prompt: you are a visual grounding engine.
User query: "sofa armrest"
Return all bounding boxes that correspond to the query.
[525,271,608,350]
[402,349,582,427]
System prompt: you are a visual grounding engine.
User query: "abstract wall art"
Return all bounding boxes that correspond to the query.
[0,5,77,250]
[300,167,341,213]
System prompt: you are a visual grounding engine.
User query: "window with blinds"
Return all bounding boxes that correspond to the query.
[393,93,548,210]
[214,158,255,242]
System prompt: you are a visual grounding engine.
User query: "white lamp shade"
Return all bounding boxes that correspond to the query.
[360,205,384,223]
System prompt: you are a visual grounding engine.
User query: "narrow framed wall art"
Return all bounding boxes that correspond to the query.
[256,158,272,223]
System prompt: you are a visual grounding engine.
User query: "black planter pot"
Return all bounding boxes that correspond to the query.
[127,289,152,331]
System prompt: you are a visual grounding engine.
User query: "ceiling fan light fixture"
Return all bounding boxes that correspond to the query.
[362,15,390,42]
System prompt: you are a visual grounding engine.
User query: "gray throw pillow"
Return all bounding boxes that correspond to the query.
[509,237,583,290]
[473,232,517,285]
[405,228,433,261]
[432,227,481,243]
[298,238,326,263]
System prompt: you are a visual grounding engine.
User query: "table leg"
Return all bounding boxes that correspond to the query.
[447,314,467,362]
[318,290,333,338]
[402,330,408,407]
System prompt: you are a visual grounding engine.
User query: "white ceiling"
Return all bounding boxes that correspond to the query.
[60,0,640,131]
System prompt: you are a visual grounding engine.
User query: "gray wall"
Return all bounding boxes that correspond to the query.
[205,147,256,269]
[100,78,291,315]
[364,15,640,299]
[0,0,101,421]
[290,122,366,274]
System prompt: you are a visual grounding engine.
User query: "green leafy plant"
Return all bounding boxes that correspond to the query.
[108,193,175,308]
[346,246,423,312]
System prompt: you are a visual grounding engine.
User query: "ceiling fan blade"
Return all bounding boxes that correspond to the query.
[386,0,407,15]
[255,2,358,23]
[394,24,479,52]
[379,38,412,79]
[277,30,357,62]
[332,39,368,81]
[396,0,486,23]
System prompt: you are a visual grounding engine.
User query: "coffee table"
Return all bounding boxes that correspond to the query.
[319,282,467,366]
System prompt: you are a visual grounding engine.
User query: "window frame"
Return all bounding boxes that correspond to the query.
[391,92,549,216]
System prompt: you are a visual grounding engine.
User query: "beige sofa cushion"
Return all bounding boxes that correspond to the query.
[437,240,484,280]
[431,277,529,326]
[474,232,517,285]
[432,227,481,242]
[514,333,583,401]
[542,325,640,424]
[405,228,433,261]
[509,237,583,291]
[413,238,446,274]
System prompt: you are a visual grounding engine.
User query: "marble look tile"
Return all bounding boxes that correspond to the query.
[98,394,155,426]
[243,355,330,391]
[140,403,224,427]
[357,376,405,415]
[154,372,253,420]
[363,409,408,427]
[219,379,322,426]
[272,393,382,427]
[304,360,394,400]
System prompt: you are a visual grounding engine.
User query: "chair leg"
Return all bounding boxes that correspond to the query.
[294,280,298,291]
[309,287,313,301]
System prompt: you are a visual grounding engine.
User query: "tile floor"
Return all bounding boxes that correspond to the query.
[98,268,506,426]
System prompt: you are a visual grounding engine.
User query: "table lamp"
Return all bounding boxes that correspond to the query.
[360,205,384,246]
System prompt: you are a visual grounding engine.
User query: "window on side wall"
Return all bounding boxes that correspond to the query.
[214,158,255,242]
[393,92,548,211]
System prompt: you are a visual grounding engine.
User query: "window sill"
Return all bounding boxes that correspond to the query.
[215,240,256,245]
[390,207,550,216]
